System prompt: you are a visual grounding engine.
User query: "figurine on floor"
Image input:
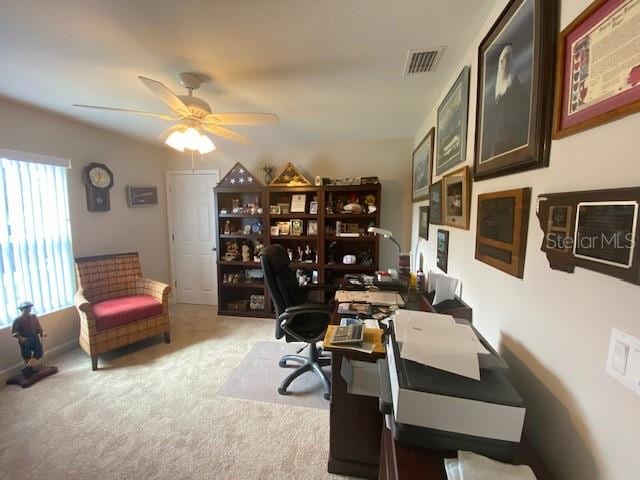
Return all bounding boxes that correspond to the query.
[11,302,44,378]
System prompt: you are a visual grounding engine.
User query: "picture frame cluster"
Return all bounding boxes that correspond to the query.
[411,0,640,283]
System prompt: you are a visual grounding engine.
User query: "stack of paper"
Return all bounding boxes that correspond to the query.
[335,290,404,306]
[394,310,485,381]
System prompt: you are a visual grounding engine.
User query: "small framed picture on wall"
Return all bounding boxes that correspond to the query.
[429,180,443,225]
[437,229,450,273]
[436,67,470,176]
[418,206,429,241]
[412,127,435,202]
[442,166,471,230]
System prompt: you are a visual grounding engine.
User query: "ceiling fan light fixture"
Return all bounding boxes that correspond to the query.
[183,127,202,149]
[165,130,186,152]
[198,135,216,154]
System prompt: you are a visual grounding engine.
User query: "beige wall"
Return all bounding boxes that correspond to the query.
[410,1,640,479]
[166,137,413,269]
[0,98,172,375]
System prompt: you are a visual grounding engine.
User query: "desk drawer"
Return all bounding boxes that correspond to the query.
[340,357,380,397]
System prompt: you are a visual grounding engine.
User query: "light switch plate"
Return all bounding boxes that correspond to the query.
[606,328,640,397]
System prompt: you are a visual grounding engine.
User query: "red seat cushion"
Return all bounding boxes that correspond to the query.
[93,295,163,331]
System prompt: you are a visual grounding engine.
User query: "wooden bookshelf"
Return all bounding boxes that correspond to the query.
[215,181,381,318]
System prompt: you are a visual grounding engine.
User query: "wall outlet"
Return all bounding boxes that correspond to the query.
[606,328,640,397]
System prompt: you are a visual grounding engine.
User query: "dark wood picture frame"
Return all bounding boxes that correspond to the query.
[536,187,640,285]
[442,166,472,230]
[553,0,640,139]
[475,187,531,278]
[418,206,429,241]
[473,0,556,180]
[437,229,450,273]
[429,180,443,225]
[436,67,470,176]
[412,127,435,202]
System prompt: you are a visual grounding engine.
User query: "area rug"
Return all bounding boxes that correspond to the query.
[218,341,331,410]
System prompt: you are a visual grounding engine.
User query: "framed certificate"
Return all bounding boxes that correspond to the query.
[290,194,306,213]
[553,0,640,138]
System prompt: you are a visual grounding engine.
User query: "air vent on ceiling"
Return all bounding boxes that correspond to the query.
[404,47,445,76]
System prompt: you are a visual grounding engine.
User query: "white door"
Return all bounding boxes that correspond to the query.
[168,171,219,305]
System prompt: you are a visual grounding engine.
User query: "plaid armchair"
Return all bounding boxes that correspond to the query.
[74,252,171,370]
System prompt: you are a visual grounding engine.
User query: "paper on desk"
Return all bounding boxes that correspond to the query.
[364,319,379,329]
[335,290,404,306]
[457,324,490,355]
[393,310,455,344]
[395,311,480,380]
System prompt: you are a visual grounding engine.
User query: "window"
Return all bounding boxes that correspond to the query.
[0,153,74,326]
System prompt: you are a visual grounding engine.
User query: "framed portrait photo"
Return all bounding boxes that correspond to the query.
[474,0,556,180]
[290,219,303,236]
[429,180,443,225]
[553,0,640,138]
[277,222,290,236]
[442,166,472,230]
[412,128,435,202]
[307,220,318,236]
[436,66,470,176]
[437,229,450,273]
[418,206,430,241]
[475,188,531,278]
[309,201,318,215]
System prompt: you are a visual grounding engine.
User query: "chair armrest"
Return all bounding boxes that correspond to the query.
[74,290,98,334]
[74,291,93,314]
[135,278,171,303]
[279,304,333,343]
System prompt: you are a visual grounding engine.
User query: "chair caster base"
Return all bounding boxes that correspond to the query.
[323,392,331,401]
[278,360,287,368]
[277,387,290,396]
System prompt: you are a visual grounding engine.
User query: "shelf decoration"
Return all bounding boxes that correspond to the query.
[269,162,312,186]
[219,162,262,187]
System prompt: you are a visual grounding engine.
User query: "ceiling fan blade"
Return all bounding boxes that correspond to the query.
[73,104,177,121]
[158,124,185,141]
[202,112,279,126]
[138,76,191,117]
[203,124,254,144]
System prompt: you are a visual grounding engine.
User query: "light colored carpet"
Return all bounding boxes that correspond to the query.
[0,305,351,480]
[218,341,330,410]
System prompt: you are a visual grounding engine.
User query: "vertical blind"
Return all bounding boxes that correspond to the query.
[0,156,75,326]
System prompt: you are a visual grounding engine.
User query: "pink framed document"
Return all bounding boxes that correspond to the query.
[553,0,640,138]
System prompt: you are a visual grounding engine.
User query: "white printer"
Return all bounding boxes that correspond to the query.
[377,319,526,461]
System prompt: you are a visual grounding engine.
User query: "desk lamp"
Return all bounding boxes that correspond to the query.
[368,227,401,252]
[367,227,410,276]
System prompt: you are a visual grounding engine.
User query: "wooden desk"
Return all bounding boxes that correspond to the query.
[325,290,551,479]
[379,424,552,480]
[324,320,385,479]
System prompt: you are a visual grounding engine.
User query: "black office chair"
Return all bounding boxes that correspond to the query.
[260,244,334,400]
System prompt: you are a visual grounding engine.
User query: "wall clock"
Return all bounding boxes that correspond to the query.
[83,162,114,212]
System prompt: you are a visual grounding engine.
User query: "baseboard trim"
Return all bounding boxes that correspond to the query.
[0,338,78,384]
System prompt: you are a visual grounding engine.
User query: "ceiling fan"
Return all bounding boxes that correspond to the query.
[74,72,279,153]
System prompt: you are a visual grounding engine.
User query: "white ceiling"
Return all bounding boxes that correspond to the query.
[0,0,496,149]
